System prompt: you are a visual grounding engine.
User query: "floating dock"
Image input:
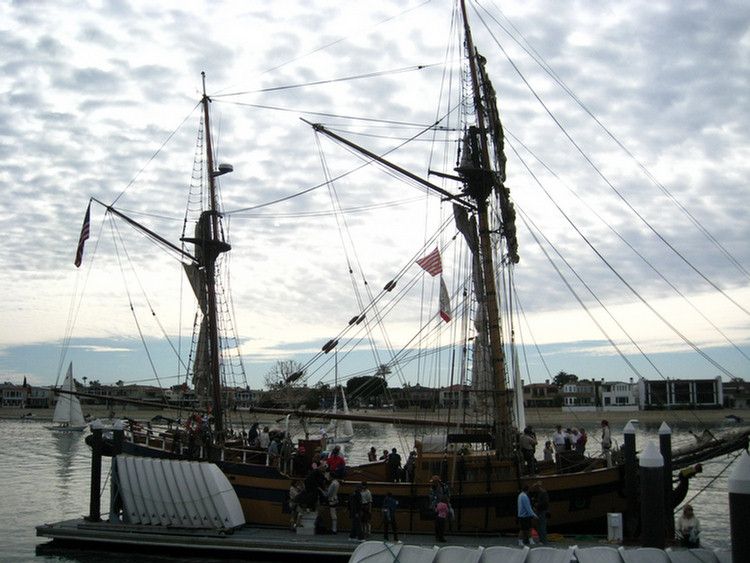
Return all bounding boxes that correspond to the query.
[36,522,733,562]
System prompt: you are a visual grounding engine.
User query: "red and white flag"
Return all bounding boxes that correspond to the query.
[416,247,442,276]
[74,202,91,268]
[439,277,452,323]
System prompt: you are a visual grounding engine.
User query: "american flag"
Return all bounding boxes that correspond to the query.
[74,202,91,268]
[416,247,442,276]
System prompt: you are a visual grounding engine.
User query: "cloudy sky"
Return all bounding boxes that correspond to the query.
[2,0,749,391]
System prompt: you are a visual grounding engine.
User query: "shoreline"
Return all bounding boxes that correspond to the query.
[2,405,744,427]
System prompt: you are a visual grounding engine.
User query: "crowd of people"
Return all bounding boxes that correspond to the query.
[285,442,452,543]
[236,418,613,480]
[518,420,616,475]
[284,434,703,549]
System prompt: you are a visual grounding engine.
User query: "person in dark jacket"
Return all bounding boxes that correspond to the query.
[348,484,364,541]
[382,492,398,541]
[532,481,549,544]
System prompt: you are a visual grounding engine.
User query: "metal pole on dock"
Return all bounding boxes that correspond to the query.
[112,418,123,456]
[88,419,103,522]
[639,441,665,549]
[109,420,123,523]
[623,421,638,540]
[729,451,750,563]
[658,422,674,540]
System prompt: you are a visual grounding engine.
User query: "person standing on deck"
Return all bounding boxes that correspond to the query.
[348,484,364,541]
[268,434,280,465]
[387,448,402,482]
[532,481,549,545]
[327,445,346,475]
[288,479,302,530]
[323,472,340,533]
[360,481,372,536]
[259,426,270,450]
[543,441,554,462]
[248,422,260,448]
[600,419,612,466]
[576,428,587,455]
[517,483,537,546]
[429,475,451,540]
[382,492,399,542]
[519,426,537,475]
[569,428,579,450]
[434,495,450,542]
[552,425,566,453]
[368,446,378,462]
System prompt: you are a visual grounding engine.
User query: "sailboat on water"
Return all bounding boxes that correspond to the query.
[46,364,87,432]
[323,386,354,445]
[70,0,748,536]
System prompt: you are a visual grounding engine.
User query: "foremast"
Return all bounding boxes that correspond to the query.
[458,0,516,458]
[192,73,231,440]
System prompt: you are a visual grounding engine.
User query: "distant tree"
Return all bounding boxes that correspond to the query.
[264,360,307,408]
[305,382,331,410]
[346,375,387,405]
[552,371,578,387]
[375,364,392,378]
[264,360,306,390]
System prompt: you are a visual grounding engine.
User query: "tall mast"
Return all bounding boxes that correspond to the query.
[458,0,512,456]
[200,72,228,439]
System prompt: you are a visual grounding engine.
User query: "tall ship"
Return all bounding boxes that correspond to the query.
[66,0,747,536]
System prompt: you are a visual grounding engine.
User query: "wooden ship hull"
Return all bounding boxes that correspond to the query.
[121,427,626,535]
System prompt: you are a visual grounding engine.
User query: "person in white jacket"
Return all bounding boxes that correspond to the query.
[676,504,701,548]
[324,474,340,533]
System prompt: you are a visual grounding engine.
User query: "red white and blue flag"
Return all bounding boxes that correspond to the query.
[416,247,442,276]
[74,202,91,268]
[417,248,451,323]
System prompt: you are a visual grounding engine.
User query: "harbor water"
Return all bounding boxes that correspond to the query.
[0,416,738,563]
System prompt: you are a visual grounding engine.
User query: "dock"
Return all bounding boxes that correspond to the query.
[37,518,586,559]
[36,520,733,562]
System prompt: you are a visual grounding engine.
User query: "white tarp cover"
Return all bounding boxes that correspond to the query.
[115,456,244,529]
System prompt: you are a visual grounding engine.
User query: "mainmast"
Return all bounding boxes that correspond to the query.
[458,0,513,457]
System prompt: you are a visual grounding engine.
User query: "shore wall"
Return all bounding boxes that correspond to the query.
[2,405,744,426]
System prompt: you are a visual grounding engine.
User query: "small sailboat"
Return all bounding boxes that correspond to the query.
[45,364,87,432]
[326,385,354,444]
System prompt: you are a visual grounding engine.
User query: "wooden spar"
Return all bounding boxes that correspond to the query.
[246,405,491,430]
[55,388,186,411]
[458,0,512,457]
[200,72,226,440]
[303,119,477,212]
[91,198,197,264]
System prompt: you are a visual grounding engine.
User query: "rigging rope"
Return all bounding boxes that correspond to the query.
[472,1,750,312]
[506,131,750,367]
[477,0,750,284]
[509,140,737,379]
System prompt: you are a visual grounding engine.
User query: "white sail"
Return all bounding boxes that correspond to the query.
[327,385,353,444]
[48,363,86,430]
[340,387,354,437]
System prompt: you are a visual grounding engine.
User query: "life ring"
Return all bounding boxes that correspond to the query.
[186,414,203,434]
